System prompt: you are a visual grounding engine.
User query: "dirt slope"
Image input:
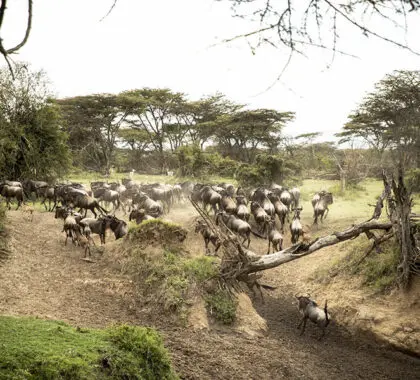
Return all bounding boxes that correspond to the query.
[0,208,419,380]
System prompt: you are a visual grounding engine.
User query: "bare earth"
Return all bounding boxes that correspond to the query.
[0,207,419,380]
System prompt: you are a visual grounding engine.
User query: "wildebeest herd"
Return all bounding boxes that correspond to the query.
[0,177,334,337]
[0,178,334,258]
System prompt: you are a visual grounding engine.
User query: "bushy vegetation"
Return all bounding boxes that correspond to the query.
[205,289,238,325]
[0,316,177,379]
[122,220,238,325]
[311,238,400,293]
[123,226,219,320]
[236,153,301,188]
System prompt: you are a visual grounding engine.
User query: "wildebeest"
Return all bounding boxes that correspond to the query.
[22,179,49,201]
[98,189,121,212]
[105,215,128,240]
[235,196,250,222]
[132,192,164,218]
[0,183,24,210]
[79,217,107,244]
[38,186,57,211]
[250,201,271,234]
[290,207,303,244]
[313,191,333,225]
[296,294,330,340]
[267,193,288,233]
[290,187,301,209]
[216,211,252,248]
[72,194,109,218]
[195,219,221,254]
[129,208,155,224]
[193,185,221,214]
[219,190,237,214]
[266,220,283,254]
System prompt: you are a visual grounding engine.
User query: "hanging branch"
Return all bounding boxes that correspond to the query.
[0,0,33,78]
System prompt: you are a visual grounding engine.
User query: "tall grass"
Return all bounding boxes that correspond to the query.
[310,237,400,293]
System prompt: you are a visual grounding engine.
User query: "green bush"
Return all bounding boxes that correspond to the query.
[236,153,301,187]
[0,316,177,380]
[310,238,400,293]
[205,289,238,325]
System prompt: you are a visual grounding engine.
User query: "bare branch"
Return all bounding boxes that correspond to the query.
[100,0,118,22]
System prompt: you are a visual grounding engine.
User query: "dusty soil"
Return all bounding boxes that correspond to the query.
[0,206,419,380]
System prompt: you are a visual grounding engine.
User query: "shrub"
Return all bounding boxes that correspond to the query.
[205,289,238,325]
[310,238,400,293]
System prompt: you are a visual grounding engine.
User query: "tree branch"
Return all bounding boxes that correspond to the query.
[228,219,393,277]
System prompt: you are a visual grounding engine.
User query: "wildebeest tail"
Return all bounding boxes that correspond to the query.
[97,204,109,214]
[324,300,330,326]
[250,228,266,239]
[260,284,277,291]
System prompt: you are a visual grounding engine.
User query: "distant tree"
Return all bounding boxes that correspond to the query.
[214,109,295,162]
[236,153,301,187]
[57,94,130,172]
[336,70,420,171]
[0,63,70,180]
[121,88,191,172]
[187,94,243,148]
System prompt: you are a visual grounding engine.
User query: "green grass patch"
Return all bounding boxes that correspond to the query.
[0,316,177,380]
[205,289,238,325]
[310,237,400,293]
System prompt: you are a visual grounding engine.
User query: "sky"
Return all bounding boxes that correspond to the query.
[4,0,420,143]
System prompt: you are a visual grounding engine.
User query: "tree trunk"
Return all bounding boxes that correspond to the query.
[389,171,415,290]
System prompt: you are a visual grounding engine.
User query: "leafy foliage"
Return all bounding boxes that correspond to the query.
[214,109,294,163]
[0,316,177,379]
[57,93,131,172]
[236,153,301,187]
[0,63,71,180]
[205,290,238,325]
[336,70,420,171]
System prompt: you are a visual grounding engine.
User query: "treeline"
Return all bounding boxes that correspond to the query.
[0,63,419,189]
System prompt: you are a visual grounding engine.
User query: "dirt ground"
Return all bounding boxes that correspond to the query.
[0,204,419,380]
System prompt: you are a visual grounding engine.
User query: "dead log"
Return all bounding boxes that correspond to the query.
[224,219,393,277]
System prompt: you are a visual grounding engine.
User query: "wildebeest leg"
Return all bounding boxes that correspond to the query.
[214,239,221,253]
[318,328,326,340]
[267,240,271,255]
[300,318,307,335]
[204,237,210,254]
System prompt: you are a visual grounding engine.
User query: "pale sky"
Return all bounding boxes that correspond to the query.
[5,0,420,142]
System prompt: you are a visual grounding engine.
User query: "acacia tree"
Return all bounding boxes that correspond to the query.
[0,63,70,180]
[57,94,130,172]
[121,88,192,172]
[187,94,243,148]
[336,70,420,171]
[214,109,295,162]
